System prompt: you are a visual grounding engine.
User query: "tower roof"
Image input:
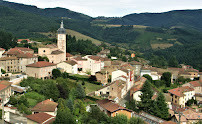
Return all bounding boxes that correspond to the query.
[57,20,66,34]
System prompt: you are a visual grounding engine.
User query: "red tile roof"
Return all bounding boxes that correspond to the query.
[0,56,18,61]
[26,112,55,124]
[4,47,36,58]
[0,80,12,87]
[89,56,101,61]
[168,86,194,97]
[31,99,58,112]
[26,61,56,68]
[189,81,201,87]
[17,39,30,42]
[15,47,33,51]
[0,84,8,91]
[97,99,132,113]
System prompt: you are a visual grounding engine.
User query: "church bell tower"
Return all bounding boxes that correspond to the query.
[57,20,66,54]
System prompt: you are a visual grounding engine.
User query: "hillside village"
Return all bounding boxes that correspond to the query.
[0,21,201,124]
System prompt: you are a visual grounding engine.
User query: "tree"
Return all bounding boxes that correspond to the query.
[152,92,169,120]
[138,80,154,113]
[128,117,145,124]
[126,99,138,112]
[143,74,153,83]
[161,72,172,87]
[54,107,76,124]
[75,84,86,99]
[122,56,127,62]
[52,69,61,79]
[112,114,128,124]
[66,99,74,112]
[1,69,6,74]
[168,56,179,67]
[62,72,69,78]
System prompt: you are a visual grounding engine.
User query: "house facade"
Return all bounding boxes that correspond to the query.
[57,60,78,74]
[96,99,133,118]
[26,61,56,79]
[1,47,38,72]
[0,81,12,107]
[168,86,195,107]
[31,99,58,116]
[182,81,201,94]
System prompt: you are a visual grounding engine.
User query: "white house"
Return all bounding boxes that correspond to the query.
[57,60,78,74]
[0,48,5,58]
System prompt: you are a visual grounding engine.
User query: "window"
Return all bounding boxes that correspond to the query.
[43,50,46,53]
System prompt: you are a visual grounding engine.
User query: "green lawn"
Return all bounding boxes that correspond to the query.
[77,81,103,94]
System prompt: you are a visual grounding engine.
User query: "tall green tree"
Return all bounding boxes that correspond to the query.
[138,80,154,113]
[52,69,61,79]
[161,72,172,87]
[54,107,76,124]
[152,92,169,120]
[143,74,153,83]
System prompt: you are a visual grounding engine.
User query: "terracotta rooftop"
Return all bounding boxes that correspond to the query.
[174,113,202,122]
[65,60,77,66]
[51,50,64,55]
[66,53,73,57]
[26,61,56,68]
[31,99,58,112]
[189,81,201,87]
[96,99,132,113]
[0,81,12,91]
[0,80,12,87]
[89,56,101,61]
[3,47,36,58]
[15,47,33,51]
[0,56,18,61]
[168,86,194,97]
[129,61,141,65]
[17,39,30,42]
[0,84,8,91]
[26,112,55,124]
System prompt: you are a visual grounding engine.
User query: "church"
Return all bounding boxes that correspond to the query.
[38,21,66,64]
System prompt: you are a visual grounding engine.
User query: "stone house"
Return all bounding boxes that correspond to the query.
[1,47,38,72]
[57,60,78,74]
[26,112,55,124]
[96,99,133,118]
[31,99,58,116]
[182,81,201,94]
[0,81,12,106]
[168,86,195,107]
[26,61,56,79]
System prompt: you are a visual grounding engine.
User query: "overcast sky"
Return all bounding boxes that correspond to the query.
[5,0,202,17]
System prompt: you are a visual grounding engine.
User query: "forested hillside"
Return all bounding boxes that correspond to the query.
[0,0,201,70]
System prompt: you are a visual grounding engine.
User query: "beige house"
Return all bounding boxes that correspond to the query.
[168,86,195,107]
[38,21,66,64]
[97,99,133,118]
[0,57,19,72]
[26,112,55,124]
[26,61,56,79]
[31,99,58,116]
[1,47,38,72]
[0,81,12,107]
[182,81,201,94]
[57,60,78,74]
